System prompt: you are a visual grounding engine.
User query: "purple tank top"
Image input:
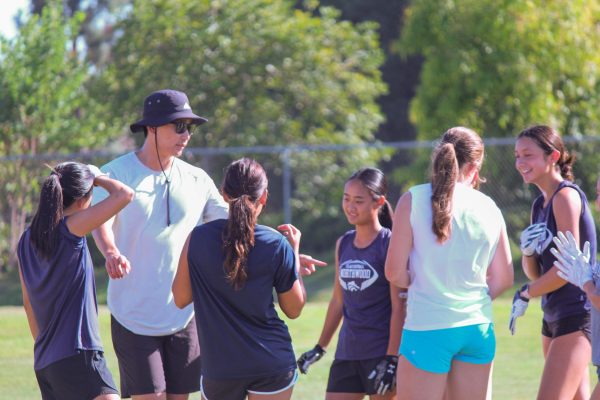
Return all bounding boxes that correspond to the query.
[335,228,392,360]
[17,218,102,370]
[531,181,595,322]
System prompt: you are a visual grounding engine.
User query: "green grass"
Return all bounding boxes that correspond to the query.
[1,297,593,400]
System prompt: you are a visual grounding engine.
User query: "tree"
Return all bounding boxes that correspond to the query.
[0,0,120,270]
[398,0,600,139]
[30,0,130,66]
[93,0,387,253]
[396,0,600,253]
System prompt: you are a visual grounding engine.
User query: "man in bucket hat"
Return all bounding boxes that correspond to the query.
[92,89,228,399]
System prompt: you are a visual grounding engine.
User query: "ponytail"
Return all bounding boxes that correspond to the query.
[29,162,94,259]
[378,200,394,230]
[222,195,258,290]
[30,173,64,259]
[221,158,268,290]
[431,143,458,243]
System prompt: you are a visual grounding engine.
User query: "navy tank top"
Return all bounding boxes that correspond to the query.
[531,181,596,322]
[335,228,392,360]
[17,218,103,370]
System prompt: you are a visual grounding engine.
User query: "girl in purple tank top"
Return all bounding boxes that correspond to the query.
[296,167,406,399]
[17,162,133,400]
[513,125,593,399]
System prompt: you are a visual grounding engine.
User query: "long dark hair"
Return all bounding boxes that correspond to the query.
[517,125,574,181]
[221,158,268,290]
[431,127,484,243]
[347,167,393,229]
[30,162,94,259]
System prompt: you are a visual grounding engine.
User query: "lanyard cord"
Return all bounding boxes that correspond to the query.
[154,130,174,226]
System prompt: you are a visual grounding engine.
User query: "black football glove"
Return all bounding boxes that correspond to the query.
[368,355,398,395]
[297,344,326,374]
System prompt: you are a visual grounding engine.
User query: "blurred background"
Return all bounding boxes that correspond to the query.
[2,0,600,295]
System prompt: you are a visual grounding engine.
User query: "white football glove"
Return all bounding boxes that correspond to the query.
[519,223,549,256]
[509,284,530,335]
[550,231,592,290]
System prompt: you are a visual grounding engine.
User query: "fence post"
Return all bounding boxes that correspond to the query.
[281,148,292,223]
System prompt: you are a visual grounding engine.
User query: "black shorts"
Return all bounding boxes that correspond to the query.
[111,315,201,397]
[200,369,298,400]
[541,313,591,341]
[326,358,382,395]
[35,350,118,400]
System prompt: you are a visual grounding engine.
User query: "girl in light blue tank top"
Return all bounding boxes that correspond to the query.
[385,127,514,400]
[18,162,133,400]
[296,167,406,399]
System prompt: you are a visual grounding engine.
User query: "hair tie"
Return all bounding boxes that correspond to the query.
[45,164,62,178]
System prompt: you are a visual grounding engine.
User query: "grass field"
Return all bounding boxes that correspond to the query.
[1,296,588,400]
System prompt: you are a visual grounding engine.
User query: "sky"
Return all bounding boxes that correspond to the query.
[0,0,28,39]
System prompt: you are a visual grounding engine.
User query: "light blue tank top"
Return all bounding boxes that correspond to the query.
[405,183,505,330]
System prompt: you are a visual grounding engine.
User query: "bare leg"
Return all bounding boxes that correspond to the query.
[132,394,167,400]
[591,382,600,400]
[370,391,396,400]
[444,360,491,400]
[166,394,189,400]
[396,357,447,400]
[326,393,364,400]
[94,394,120,400]
[537,332,591,400]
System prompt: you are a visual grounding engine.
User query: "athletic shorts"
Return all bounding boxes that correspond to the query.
[200,369,298,400]
[400,323,495,374]
[111,315,201,397]
[35,350,118,400]
[326,358,383,395]
[541,313,591,341]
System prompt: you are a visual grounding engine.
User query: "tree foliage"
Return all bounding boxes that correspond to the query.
[398,0,600,139]
[93,0,387,252]
[0,0,120,270]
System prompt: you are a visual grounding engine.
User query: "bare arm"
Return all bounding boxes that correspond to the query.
[487,225,514,299]
[18,263,38,340]
[521,205,542,280]
[386,285,406,355]
[316,238,344,349]
[277,224,306,319]
[529,187,582,297]
[172,234,193,309]
[385,192,413,288]
[66,175,133,237]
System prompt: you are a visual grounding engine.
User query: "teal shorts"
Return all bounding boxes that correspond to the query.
[400,323,495,374]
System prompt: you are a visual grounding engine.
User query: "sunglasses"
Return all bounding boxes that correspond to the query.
[172,121,196,134]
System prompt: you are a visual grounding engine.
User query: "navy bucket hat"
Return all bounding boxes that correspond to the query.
[130,89,208,133]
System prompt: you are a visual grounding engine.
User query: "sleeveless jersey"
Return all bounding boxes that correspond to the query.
[335,228,392,360]
[531,180,595,322]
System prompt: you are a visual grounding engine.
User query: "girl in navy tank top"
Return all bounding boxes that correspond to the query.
[296,167,405,399]
[513,125,594,400]
[17,162,133,400]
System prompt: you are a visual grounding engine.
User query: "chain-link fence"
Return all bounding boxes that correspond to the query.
[2,136,600,271]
